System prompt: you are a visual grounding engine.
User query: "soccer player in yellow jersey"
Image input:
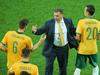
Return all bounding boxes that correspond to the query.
[74,5,100,75]
[8,48,39,75]
[0,19,45,69]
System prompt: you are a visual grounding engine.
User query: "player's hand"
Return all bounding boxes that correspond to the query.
[97,34,100,40]
[39,34,46,42]
[0,43,7,52]
[0,43,2,49]
[32,26,37,32]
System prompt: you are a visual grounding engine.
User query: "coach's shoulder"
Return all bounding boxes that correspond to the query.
[45,18,55,23]
[64,17,73,21]
[43,19,55,27]
[64,17,72,20]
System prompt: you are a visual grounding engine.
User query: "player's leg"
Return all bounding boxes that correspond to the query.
[74,68,81,75]
[74,54,87,75]
[88,54,99,75]
[92,66,99,75]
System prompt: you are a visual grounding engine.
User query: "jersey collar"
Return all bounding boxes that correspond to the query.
[21,61,29,63]
[86,16,93,19]
[16,31,24,34]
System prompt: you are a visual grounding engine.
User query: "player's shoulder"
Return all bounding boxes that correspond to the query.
[91,18,99,22]
[25,35,32,39]
[78,18,87,22]
[5,31,16,35]
[78,18,97,23]
[23,35,32,41]
[31,64,38,70]
[82,18,99,22]
[11,61,20,68]
[77,19,85,25]
[91,19,100,25]
[6,31,15,33]
[28,63,38,68]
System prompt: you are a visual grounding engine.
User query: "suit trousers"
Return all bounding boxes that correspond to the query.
[44,44,69,75]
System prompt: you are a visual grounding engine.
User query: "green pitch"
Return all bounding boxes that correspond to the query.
[0,0,100,75]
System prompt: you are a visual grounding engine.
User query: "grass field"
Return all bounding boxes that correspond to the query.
[0,0,100,75]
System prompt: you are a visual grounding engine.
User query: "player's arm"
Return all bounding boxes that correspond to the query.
[33,34,46,50]
[97,34,100,39]
[75,33,81,41]
[97,24,100,39]
[75,20,82,41]
[32,65,39,75]
[0,43,7,52]
[26,35,45,51]
[8,72,14,75]
[36,66,39,75]
[98,33,100,39]
[8,65,14,75]
[97,33,100,39]
[96,23,100,39]
[0,32,9,52]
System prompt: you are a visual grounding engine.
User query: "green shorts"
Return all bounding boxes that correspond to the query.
[75,54,98,69]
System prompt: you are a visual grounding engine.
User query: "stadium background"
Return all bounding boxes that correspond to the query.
[0,0,100,75]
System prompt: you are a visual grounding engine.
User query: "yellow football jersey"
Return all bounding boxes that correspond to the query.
[1,31,33,69]
[76,18,100,55]
[9,61,39,75]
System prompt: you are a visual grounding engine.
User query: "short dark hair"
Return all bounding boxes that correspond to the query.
[86,4,95,15]
[20,71,31,75]
[22,48,32,58]
[8,72,15,75]
[19,19,29,29]
[54,8,63,14]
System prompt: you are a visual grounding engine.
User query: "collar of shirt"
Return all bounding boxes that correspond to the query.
[54,18,68,46]
[16,31,24,34]
[55,18,64,24]
[86,16,94,19]
[55,18,66,33]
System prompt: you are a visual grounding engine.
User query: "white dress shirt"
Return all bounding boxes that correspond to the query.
[54,18,68,47]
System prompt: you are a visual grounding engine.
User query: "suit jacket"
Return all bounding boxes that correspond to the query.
[32,17,78,56]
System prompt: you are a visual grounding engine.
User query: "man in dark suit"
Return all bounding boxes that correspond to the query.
[32,8,77,75]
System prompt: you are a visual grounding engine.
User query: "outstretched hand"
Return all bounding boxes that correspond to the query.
[0,43,2,49]
[32,34,46,50]
[0,43,7,52]
[39,34,46,43]
[32,26,37,32]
